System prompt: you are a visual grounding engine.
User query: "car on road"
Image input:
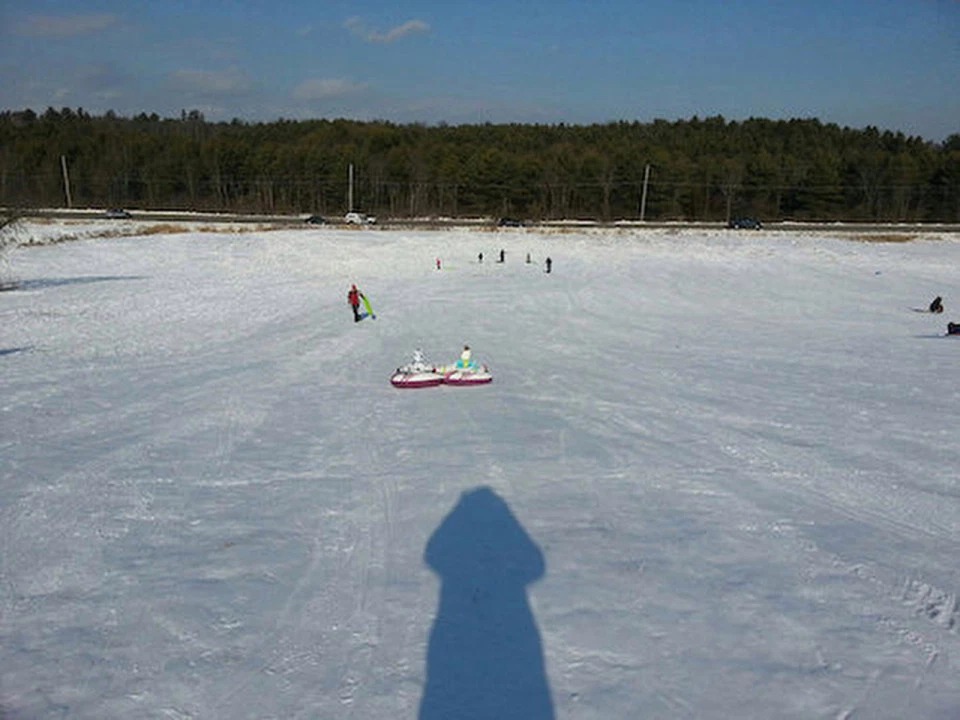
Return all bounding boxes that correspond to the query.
[728,217,762,230]
[104,208,132,219]
[304,215,327,225]
[497,217,524,227]
[345,211,376,225]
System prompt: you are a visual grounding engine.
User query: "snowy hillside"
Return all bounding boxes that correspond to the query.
[2,221,959,719]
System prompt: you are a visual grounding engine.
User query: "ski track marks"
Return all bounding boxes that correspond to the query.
[3,226,960,719]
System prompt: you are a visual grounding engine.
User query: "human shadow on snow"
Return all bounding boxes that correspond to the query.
[0,347,30,357]
[420,486,554,720]
[18,275,147,290]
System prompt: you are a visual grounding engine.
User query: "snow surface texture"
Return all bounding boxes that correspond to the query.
[2,221,959,719]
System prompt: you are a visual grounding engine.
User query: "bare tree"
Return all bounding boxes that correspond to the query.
[0,209,23,291]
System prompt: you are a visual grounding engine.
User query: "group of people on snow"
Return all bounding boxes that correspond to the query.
[347,246,555,325]
[403,345,480,373]
[347,284,484,369]
[477,248,552,273]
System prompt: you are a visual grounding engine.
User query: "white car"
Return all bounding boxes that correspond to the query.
[344,212,376,225]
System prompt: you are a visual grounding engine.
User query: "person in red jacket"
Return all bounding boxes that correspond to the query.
[347,284,364,322]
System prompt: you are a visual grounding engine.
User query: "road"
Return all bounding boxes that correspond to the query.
[8,207,960,233]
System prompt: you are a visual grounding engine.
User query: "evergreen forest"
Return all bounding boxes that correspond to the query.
[2,107,958,223]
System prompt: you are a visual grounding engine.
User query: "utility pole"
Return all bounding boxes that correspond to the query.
[639,163,651,222]
[348,163,354,212]
[61,155,73,208]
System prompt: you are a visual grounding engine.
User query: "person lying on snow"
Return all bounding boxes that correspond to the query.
[948,322,960,335]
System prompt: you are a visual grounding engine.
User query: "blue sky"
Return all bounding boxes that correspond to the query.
[1,0,958,141]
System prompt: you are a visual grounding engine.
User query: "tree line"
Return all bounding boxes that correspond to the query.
[2,107,958,222]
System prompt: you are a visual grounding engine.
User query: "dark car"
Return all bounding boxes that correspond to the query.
[305,215,327,225]
[728,217,762,230]
[497,217,523,227]
[104,208,132,219]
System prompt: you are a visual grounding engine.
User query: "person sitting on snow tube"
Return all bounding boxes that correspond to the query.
[456,344,478,369]
[948,322,960,335]
[410,348,434,372]
[930,296,944,313]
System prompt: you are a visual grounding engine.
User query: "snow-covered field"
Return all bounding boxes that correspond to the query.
[2,221,959,719]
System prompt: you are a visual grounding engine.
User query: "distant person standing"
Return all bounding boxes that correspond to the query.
[526,252,532,264]
[545,257,552,274]
[498,249,505,263]
[347,283,364,322]
[436,257,442,270]
[478,252,483,263]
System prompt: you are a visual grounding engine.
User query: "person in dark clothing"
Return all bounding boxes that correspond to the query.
[948,322,960,335]
[545,257,552,274]
[347,284,365,322]
[478,252,483,263]
[930,296,944,313]
[498,249,505,263]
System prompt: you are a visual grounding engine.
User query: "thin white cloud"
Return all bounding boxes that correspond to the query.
[293,78,367,101]
[344,17,430,43]
[169,68,253,96]
[15,14,118,38]
[73,64,127,105]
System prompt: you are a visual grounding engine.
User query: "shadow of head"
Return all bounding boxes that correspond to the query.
[425,486,544,585]
[420,486,554,720]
